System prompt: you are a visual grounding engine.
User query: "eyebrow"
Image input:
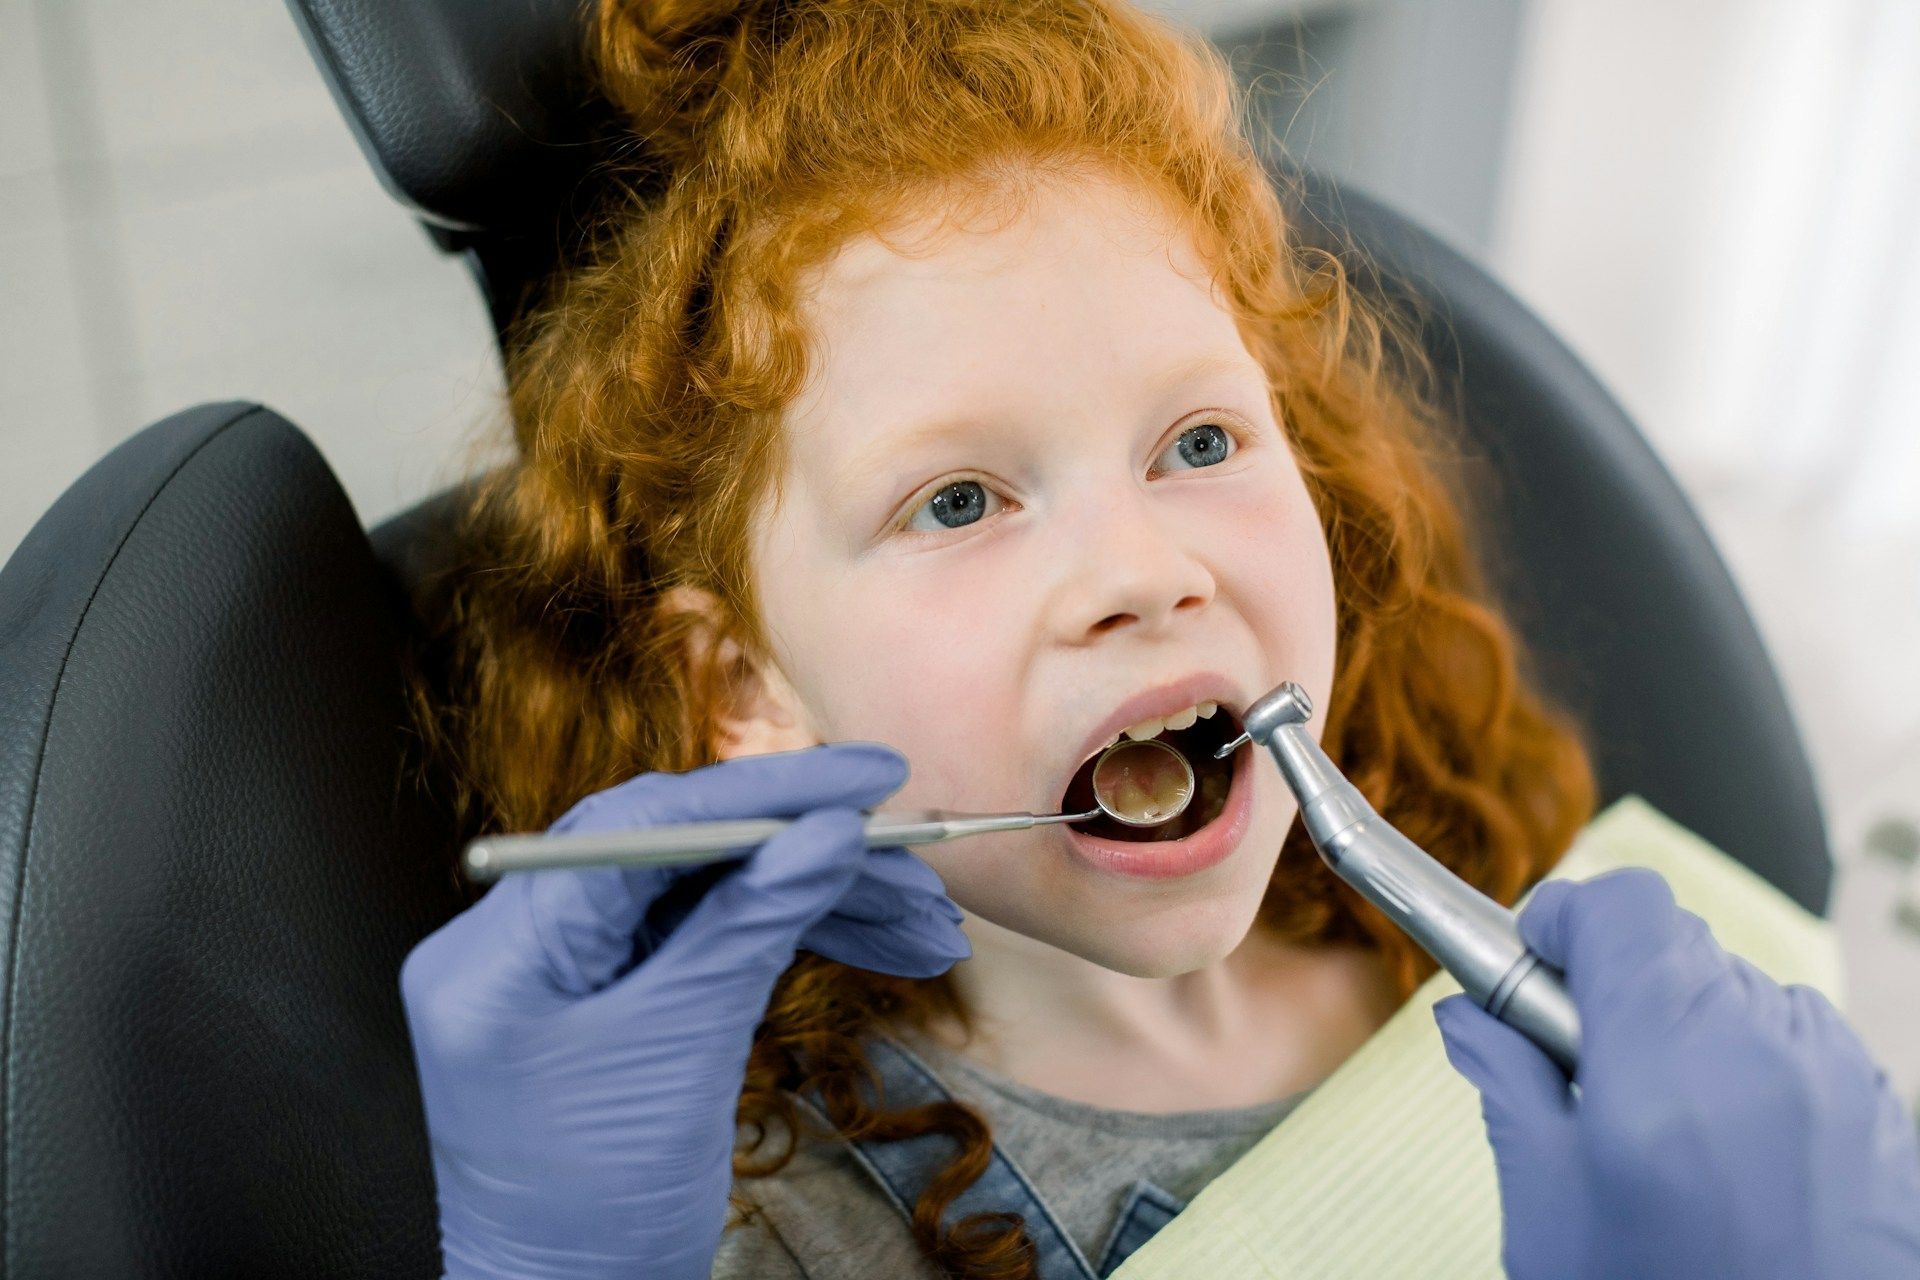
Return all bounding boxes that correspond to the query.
[847,349,1267,485]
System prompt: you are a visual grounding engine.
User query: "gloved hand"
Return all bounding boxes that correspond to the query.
[398,741,970,1280]
[1434,868,1920,1280]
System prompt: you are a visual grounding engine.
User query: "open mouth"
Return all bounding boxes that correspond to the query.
[1059,704,1247,842]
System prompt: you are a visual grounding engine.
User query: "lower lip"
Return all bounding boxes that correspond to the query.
[1059,737,1256,880]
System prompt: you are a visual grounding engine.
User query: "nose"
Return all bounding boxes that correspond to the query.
[1054,481,1217,642]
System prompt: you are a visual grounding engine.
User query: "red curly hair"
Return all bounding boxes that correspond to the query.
[403,1,1598,1276]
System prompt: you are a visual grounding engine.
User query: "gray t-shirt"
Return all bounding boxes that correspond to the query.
[712,1036,1309,1279]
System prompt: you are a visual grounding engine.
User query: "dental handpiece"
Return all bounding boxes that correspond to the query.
[1219,681,1582,1075]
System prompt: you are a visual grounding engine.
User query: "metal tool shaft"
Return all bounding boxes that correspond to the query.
[462,807,1092,882]
[1243,682,1582,1075]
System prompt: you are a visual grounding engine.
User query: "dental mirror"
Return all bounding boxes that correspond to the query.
[1070,736,1197,827]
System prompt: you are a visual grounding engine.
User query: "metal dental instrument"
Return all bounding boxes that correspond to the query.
[1214,681,1583,1075]
[462,736,1196,882]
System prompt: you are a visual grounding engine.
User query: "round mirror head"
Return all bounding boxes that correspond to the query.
[1089,737,1196,827]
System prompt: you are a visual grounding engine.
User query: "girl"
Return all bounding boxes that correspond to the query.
[398,0,1597,1276]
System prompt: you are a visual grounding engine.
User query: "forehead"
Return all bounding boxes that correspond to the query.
[783,174,1248,452]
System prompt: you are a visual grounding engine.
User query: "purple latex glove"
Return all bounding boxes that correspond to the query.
[398,741,969,1280]
[1435,867,1920,1280]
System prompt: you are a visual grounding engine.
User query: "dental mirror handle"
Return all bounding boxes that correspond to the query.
[461,807,1093,882]
[1233,683,1583,1076]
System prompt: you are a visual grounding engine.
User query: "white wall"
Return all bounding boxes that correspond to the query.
[0,0,503,562]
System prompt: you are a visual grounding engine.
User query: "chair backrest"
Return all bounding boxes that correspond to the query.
[0,404,467,1274]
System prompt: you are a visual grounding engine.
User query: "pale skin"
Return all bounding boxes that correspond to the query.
[674,170,1399,1113]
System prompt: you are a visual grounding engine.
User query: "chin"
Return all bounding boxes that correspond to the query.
[1021,891,1265,978]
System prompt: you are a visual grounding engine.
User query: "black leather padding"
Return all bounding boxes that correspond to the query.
[283,0,601,235]
[0,403,465,1276]
[284,0,622,342]
[1283,168,1832,913]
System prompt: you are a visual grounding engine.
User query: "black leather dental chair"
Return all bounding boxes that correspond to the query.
[0,0,1833,1273]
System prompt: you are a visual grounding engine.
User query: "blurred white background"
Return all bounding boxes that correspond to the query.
[3,0,1916,1092]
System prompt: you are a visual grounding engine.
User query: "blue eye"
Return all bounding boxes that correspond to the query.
[906,478,1001,532]
[897,419,1245,537]
[1156,422,1236,471]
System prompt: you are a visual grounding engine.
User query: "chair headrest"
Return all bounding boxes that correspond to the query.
[285,0,604,236]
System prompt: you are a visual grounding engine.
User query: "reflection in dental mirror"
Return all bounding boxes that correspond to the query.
[1090,737,1195,826]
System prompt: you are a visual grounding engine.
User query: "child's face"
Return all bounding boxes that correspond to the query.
[723,173,1338,978]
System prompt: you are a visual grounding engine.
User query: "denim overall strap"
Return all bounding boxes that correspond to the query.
[1095,1179,1187,1276]
[797,1037,1194,1279]
[797,1036,1101,1280]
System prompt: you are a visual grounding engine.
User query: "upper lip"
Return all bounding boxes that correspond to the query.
[1063,671,1248,794]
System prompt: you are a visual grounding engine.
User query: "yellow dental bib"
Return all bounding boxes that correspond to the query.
[1113,794,1843,1280]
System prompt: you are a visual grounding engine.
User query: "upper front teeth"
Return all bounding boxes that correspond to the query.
[1109,700,1219,747]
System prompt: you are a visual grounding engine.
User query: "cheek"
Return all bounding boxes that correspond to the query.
[1217,464,1338,677]
[912,837,1023,920]
[1225,455,1332,574]
[770,570,1025,814]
